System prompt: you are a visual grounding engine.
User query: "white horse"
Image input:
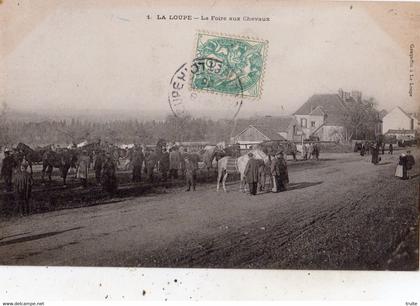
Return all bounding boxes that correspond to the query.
[216,149,269,192]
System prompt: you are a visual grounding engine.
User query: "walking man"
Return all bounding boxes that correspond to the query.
[244,152,259,195]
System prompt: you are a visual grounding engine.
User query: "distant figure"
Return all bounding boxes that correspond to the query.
[77,150,91,188]
[313,143,320,160]
[169,147,181,179]
[145,149,157,183]
[381,143,385,155]
[102,153,118,193]
[371,144,380,165]
[244,152,259,195]
[131,146,144,182]
[178,146,186,179]
[360,143,366,156]
[308,143,314,160]
[290,143,297,161]
[159,147,170,182]
[276,152,289,192]
[271,152,288,192]
[389,143,393,155]
[301,144,307,160]
[1,149,17,192]
[94,151,105,185]
[395,153,408,180]
[13,163,33,216]
[406,150,415,178]
[258,157,272,192]
[184,156,197,191]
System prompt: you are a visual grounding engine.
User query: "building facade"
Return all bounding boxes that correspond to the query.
[382,107,418,134]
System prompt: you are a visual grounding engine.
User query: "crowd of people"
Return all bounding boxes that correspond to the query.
[300,142,320,160]
[0,137,416,216]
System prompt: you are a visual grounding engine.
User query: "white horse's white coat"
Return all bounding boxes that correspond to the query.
[216,149,269,192]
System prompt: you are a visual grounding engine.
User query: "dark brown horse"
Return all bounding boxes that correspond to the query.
[42,149,77,185]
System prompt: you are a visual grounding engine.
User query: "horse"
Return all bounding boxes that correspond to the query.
[42,148,77,185]
[216,149,269,192]
[255,140,297,161]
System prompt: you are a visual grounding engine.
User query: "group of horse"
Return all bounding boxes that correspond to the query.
[9,139,297,192]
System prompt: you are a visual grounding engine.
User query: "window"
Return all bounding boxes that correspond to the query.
[311,121,316,128]
[300,118,307,128]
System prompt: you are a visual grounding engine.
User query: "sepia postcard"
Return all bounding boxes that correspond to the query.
[0,0,419,298]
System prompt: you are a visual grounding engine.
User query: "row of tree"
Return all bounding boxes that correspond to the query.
[0,114,243,147]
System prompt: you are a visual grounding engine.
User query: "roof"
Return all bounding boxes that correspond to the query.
[232,115,297,136]
[386,129,416,135]
[251,125,287,141]
[309,106,325,116]
[294,94,347,125]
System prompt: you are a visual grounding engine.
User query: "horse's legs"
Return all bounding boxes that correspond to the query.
[222,172,228,192]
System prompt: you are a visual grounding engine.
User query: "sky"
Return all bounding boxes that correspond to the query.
[0,1,418,120]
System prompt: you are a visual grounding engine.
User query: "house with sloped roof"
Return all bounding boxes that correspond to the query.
[230,115,301,148]
[293,89,377,141]
[383,106,419,135]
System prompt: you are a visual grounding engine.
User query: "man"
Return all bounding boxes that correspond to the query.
[271,152,289,192]
[389,143,394,155]
[159,147,170,182]
[290,143,297,161]
[1,149,16,192]
[77,150,90,188]
[371,143,380,165]
[178,146,186,179]
[184,155,197,191]
[406,150,416,178]
[94,150,104,185]
[244,152,259,195]
[313,143,320,160]
[169,147,180,179]
[13,163,33,216]
[131,146,144,182]
[101,152,118,193]
[258,157,271,192]
[381,142,385,155]
[145,149,157,183]
[360,143,366,156]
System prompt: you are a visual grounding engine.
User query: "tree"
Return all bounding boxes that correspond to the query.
[343,98,381,140]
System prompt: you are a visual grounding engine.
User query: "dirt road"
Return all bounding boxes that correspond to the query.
[0,151,418,270]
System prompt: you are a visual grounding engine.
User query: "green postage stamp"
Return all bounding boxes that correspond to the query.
[191,32,268,98]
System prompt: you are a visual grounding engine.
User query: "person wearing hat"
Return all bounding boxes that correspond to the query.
[271,151,289,192]
[13,163,33,216]
[77,150,91,188]
[1,149,17,192]
[244,152,259,195]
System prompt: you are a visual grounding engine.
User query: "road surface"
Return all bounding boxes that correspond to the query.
[0,151,418,270]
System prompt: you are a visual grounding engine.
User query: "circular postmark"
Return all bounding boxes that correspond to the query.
[168,57,244,120]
